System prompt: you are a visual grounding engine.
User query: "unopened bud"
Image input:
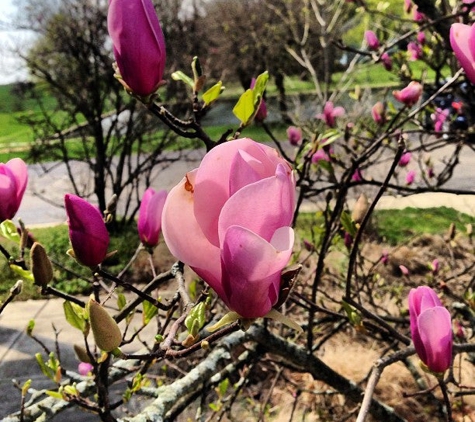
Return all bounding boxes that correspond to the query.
[74,344,92,364]
[352,194,369,224]
[30,242,53,288]
[88,297,122,353]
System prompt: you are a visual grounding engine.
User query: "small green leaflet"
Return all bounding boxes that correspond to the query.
[63,300,87,332]
[171,71,194,87]
[202,81,224,106]
[0,220,20,242]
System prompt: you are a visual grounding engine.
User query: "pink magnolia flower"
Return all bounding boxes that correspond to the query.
[371,101,385,125]
[417,31,426,45]
[398,151,412,167]
[393,81,422,106]
[316,101,345,128]
[78,362,94,376]
[287,126,302,146]
[450,23,475,84]
[250,78,268,122]
[364,30,380,51]
[408,286,453,373]
[0,158,28,222]
[413,8,425,22]
[108,0,166,96]
[311,148,331,163]
[138,188,167,248]
[381,52,392,71]
[406,170,416,185]
[65,194,110,267]
[162,138,295,319]
[432,108,450,133]
[404,0,413,13]
[407,42,422,61]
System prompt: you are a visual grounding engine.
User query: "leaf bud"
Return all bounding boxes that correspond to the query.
[88,297,122,353]
[30,242,53,288]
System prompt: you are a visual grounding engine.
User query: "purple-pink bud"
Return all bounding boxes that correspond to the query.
[393,81,422,107]
[364,30,380,51]
[407,42,422,61]
[405,170,416,185]
[398,151,412,167]
[78,362,94,376]
[399,265,410,276]
[316,102,345,128]
[381,52,392,71]
[351,169,363,182]
[408,286,453,373]
[287,126,302,146]
[138,188,167,248]
[65,194,110,267]
[250,78,268,122]
[0,158,28,222]
[108,0,166,97]
[371,102,385,125]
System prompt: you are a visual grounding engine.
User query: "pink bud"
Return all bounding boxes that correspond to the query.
[381,52,392,71]
[399,265,410,276]
[311,148,331,163]
[138,188,167,248]
[398,151,412,167]
[380,251,389,265]
[450,23,475,84]
[432,108,450,133]
[250,78,268,122]
[344,232,353,249]
[393,81,422,106]
[78,362,94,376]
[287,126,302,146]
[351,169,363,182]
[431,258,440,275]
[417,31,426,45]
[408,286,453,373]
[316,101,345,128]
[108,0,166,96]
[162,138,295,318]
[364,30,380,51]
[406,170,416,185]
[371,102,385,125]
[413,8,425,22]
[404,0,413,13]
[407,42,422,61]
[0,158,28,222]
[65,194,110,267]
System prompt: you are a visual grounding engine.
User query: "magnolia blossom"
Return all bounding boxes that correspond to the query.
[404,0,413,13]
[108,0,166,96]
[138,188,167,248]
[287,126,302,146]
[393,81,422,106]
[65,194,110,267]
[78,362,94,376]
[364,30,380,51]
[413,7,424,22]
[417,31,426,45]
[316,102,345,128]
[450,23,475,84]
[0,158,28,222]
[406,170,416,185]
[371,102,385,125]
[432,108,450,133]
[407,42,422,61]
[381,52,392,71]
[162,138,295,319]
[408,286,453,373]
[311,148,331,163]
[398,151,412,167]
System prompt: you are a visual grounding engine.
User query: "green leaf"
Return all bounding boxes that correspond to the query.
[0,220,20,243]
[45,390,63,399]
[171,71,194,87]
[202,81,223,106]
[233,89,255,126]
[36,353,53,380]
[185,302,207,334]
[218,378,229,397]
[26,319,35,336]
[252,71,269,101]
[117,293,127,311]
[21,379,32,396]
[10,265,34,281]
[142,300,158,326]
[340,211,357,237]
[63,300,86,332]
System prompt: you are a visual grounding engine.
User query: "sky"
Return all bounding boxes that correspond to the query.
[0,0,34,85]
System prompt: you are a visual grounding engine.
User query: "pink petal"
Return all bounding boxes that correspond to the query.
[220,225,294,318]
[218,163,295,245]
[418,307,453,372]
[332,106,346,117]
[161,170,222,294]
[450,23,475,84]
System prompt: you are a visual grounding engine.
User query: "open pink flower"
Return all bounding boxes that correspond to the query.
[450,23,475,84]
[316,102,345,128]
[408,286,453,373]
[65,194,110,267]
[162,138,295,319]
[108,0,166,96]
[287,126,302,146]
[364,30,380,51]
[138,188,167,248]
[0,158,28,222]
[393,81,422,106]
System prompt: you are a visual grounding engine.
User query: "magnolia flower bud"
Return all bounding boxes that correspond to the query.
[88,297,122,353]
[74,344,92,364]
[352,194,369,224]
[30,242,53,288]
